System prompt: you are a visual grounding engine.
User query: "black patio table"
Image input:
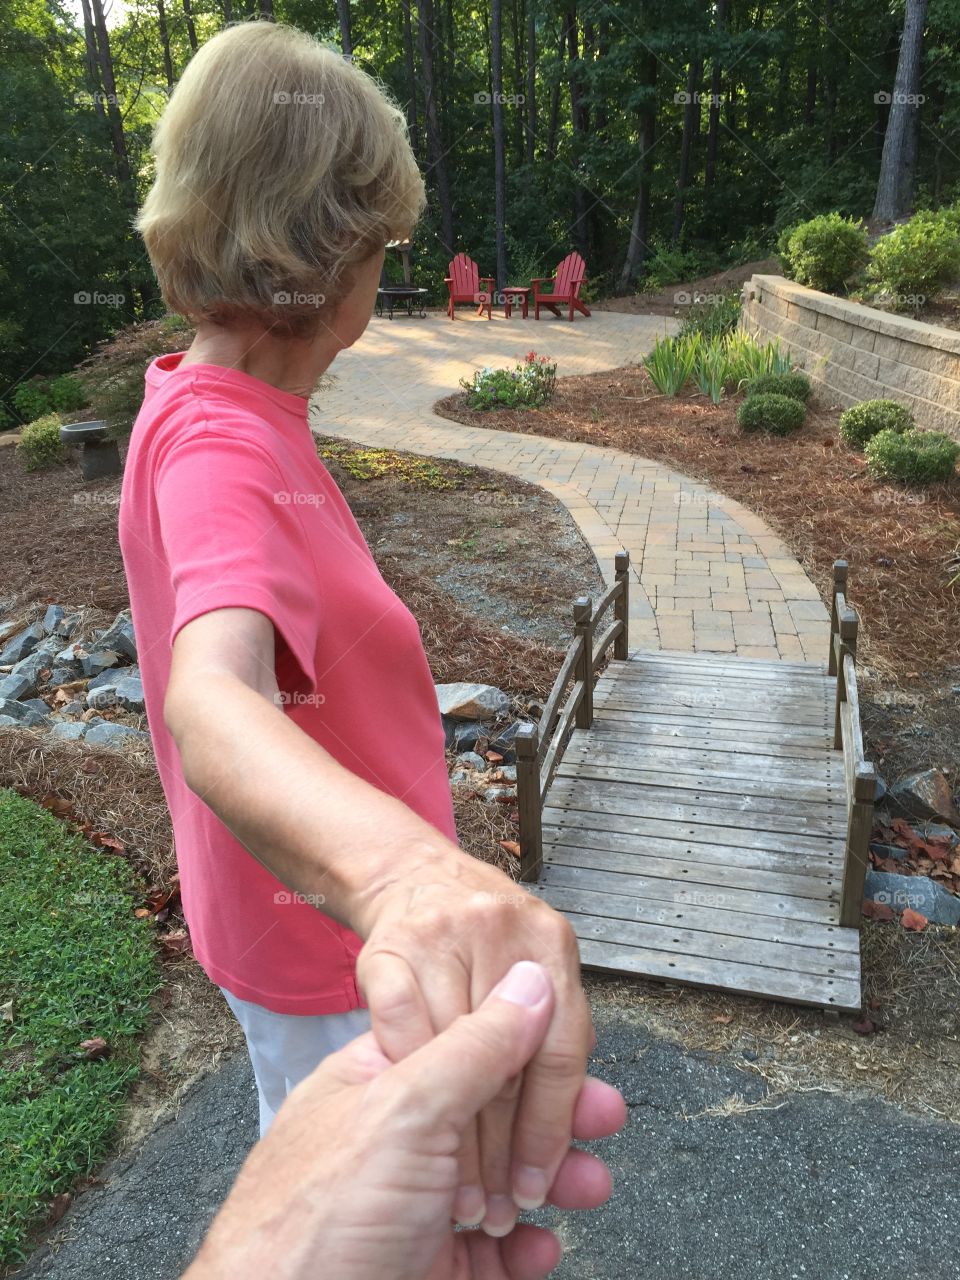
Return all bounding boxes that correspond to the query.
[376,284,429,319]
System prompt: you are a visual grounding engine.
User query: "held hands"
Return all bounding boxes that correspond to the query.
[185,963,625,1280]
[354,849,596,1236]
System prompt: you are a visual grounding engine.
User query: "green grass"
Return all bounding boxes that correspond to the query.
[0,789,160,1265]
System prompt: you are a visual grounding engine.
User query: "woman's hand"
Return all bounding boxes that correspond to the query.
[183,963,625,1280]
[353,850,595,1237]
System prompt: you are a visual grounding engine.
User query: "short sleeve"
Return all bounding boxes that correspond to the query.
[155,430,320,692]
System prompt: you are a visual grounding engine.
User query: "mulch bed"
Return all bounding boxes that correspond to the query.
[436,368,960,680]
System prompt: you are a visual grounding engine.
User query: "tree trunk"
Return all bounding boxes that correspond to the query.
[416,0,455,253]
[705,0,726,189]
[619,53,657,290]
[491,0,508,289]
[223,0,233,23]
[546,20,566,160]
[672,57,702,242]
[823,0,837,159]
[525,0,536,163]
[401,0,419,157]
[157,0,175,89]
[566,8,589,256]
[88,0,132,189]
[182,0,199,48]
[78,0,106,120]
[873,0,928,221]
[336,0,352,53]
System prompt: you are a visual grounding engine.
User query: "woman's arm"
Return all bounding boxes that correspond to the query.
[164,606,593,1236]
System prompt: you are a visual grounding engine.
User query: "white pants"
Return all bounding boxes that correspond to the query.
[220,987,371,1137]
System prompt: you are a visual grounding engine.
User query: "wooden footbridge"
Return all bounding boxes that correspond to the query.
[515,555,875,1012]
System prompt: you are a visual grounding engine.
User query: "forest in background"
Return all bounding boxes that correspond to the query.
[1,0,957,403]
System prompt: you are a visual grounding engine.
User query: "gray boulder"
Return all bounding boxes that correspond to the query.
[0,621,44,664]
[435,682,510,721]
[88,667,121,690]
[456,751,487,771]
[42,604,66,634]
[22,698,51,720]
[442,717,489,752]
[60,699,86,717]
[95,610,137,661]
[87,669,144,713]
[499,764,518,782]
[483,784,517,804]
[0,673,35,701]
[449,769,469,785]
[53,612,80,639]
[47,667,83,687]
[864,869,960,926]
[0,714,20,728]
[85,721,151,749]
[50,721,88,742]
[490,719,535,762]
[0,698,48,728]
[890,769,960,825]
[80,648,120,679]
[9,636,61,683]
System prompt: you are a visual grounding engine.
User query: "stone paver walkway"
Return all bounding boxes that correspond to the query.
[309,311,830,661]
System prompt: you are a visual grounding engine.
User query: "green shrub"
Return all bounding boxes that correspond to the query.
[736,392,806,435]
[867,209,960,310]
[676,291,742,341]
[461,351,557,409]
[16,413,66,471]
[778,213,868,292]
[865,428,960,485]
[744,371,812,403]
[12,382,52,423]
[838,398,914,449]
[48,374,88,413]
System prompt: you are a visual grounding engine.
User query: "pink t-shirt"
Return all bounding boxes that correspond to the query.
[119,353,457,1014]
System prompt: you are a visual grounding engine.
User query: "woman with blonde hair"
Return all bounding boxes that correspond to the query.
[124,19,592,1245]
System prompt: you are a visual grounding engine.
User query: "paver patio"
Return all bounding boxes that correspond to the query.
[309,311,830,660]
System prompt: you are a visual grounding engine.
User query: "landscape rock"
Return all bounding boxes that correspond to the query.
[483,784,517,804]
[874,772,887,804]
[489,719,535,761]
[449,769,469,785]
[54,612,80,638]
[0,673,35,701]
[864,869,960,926]
[50,721,88,742]
[60,699,86,717]
[924,823,959,847]
[42,604,66,634]
[11,637,64,685]
[55,643,87,665]
[435,682,510,721]
[456,751,487,771]
[0,714,20,728]
[0,621,44,665]
[442,717,489,752]
[499,764,518,782]
[85,721,151,749]
[47,666,83,687]
[87,669,144,713]
[88,667,121,690]
[80,648,120,679]
[22,698,51,719]
[0,698,48,728]
[889,769,960,825]
[869,841,908,863]
[95,610,137,661]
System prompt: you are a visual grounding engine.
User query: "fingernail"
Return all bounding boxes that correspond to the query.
[492,961,550,1009]
[452,1184,486,1227]
[512,1164,549,1210]
[481,1194,518,1238]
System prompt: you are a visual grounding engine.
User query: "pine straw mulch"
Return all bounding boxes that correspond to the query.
[436,366,960,681]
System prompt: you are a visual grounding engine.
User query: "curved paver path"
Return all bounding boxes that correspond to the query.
[309,311,830,661]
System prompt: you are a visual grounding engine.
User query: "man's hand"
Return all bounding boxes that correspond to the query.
[184,962,625,1280]
[353,851,594,1237]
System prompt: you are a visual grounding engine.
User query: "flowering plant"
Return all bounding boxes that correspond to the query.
[459,352,557,410]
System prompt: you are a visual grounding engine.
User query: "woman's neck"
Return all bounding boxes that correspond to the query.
[181,321,342,398]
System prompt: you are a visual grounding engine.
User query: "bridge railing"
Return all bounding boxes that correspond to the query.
[516,550,630,882]
[828,560,877,928]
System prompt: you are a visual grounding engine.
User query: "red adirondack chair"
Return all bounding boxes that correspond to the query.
[445,253,495,320]
[531,252,591,322]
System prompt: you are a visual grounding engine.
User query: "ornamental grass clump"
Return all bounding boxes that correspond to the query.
[838,399,914,449]
[461,351,557,409]
[864,428,960,486]
[736,392,806,436]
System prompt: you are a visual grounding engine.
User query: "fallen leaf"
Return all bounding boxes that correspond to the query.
[80,759,100,775]
[499,840,521,858]
[851,1016,877,1036]
[79,1036,109,1059]
[900,908,928,932]
[39,793,73,820]
[134,907,151,919]
[89,831,125,852]
[160,929,192,955]
[862,900,895,921]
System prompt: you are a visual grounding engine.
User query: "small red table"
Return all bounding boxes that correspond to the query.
[503,286,530,319]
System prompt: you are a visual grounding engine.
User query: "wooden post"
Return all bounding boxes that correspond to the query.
[573,596,594,729]
[614,549,630,660]
[833,611,858,749]
[829,560,848,675]
[515,722,542,882]
[840,764,876,927]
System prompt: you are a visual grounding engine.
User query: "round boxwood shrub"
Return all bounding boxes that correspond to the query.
[15,413,66,472]
[743,371,812,403]
[736,392,806,436]
[837,398,914,449]
[777,213,868,293]
[867,209,960,308]
[865,428,960,486]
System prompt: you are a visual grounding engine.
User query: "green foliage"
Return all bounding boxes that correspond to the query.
[12,382,51,422]
[48,375,88,412]
[645,332,792,400]
[737,393,806,435]
[15,413,66,471]
[643,334,699,395]
[838,398,915,449]
[867,208,960,309]
[743,371,812,403]
[723,331,793,383]
[864,428,960,485]
[692,338,729,405]
[676,291,742,341]
[777,214,868,292]
[317,440,468,488]
[460,352,557,410]
[640,241,724,290]
[0,788,160,1264]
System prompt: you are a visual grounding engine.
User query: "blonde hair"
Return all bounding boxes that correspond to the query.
[135,22,425,337]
